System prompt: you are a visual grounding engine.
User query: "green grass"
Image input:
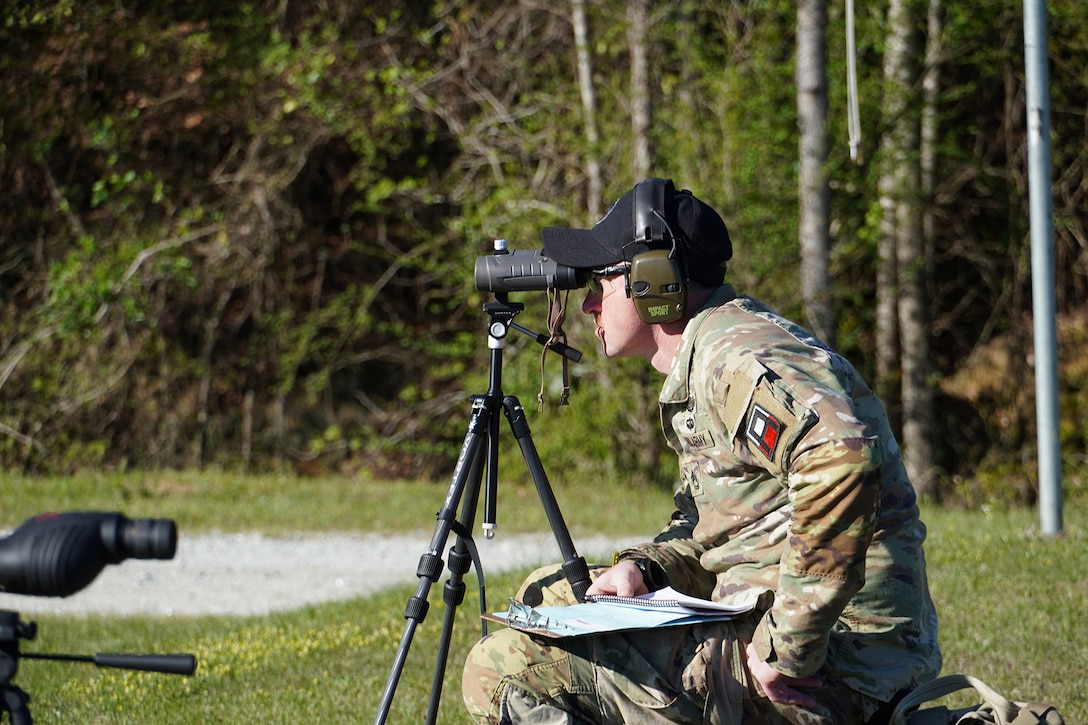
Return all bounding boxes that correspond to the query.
[0,469,675,537]
[919,505,1087,717]
[2,474,1085,723]
[14,570,534,723]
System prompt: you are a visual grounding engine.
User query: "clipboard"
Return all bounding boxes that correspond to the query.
[484,588,755,639]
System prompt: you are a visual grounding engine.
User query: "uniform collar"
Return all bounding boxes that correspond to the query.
[660,284,738,405]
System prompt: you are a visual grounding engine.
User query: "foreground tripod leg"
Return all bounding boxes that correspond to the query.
[503,396,592,602]
[0,612,33,725]
[1,686,32,725]
[425,431,489,725]
[373,394,494,725]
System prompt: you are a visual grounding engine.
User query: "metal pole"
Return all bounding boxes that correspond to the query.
[1023,0,1062,534]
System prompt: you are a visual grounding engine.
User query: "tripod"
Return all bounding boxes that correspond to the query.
[374,294,592,725]
[0,609,196,724]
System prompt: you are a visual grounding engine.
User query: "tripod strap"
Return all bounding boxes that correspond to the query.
[449,520,473,543]
[449,520,491,632]
[539,290,571,410]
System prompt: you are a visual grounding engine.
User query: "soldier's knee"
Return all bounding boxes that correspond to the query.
[462,629,520,722]
[462,627,572,723]
[517,563,608,607]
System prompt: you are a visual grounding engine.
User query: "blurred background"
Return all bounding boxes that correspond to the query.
[3,0,1087,506]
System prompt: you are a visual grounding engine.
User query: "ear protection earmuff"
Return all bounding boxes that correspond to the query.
[629,178,686,324]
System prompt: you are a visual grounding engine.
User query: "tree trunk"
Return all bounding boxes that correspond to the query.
[878,0,936,498]
[195,289,232,470]
[914,0,943,495]
[921,0,942,290]
[875,203,900,425]
[572,0,603,221]
[627,0,652,179]
[796,0,835,348]
[875,0,903,416]
[625,0,661,475]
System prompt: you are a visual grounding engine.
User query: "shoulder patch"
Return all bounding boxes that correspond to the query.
[746,404,783,460]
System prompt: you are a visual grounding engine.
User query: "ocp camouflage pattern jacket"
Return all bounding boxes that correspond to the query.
[619,285,942,703]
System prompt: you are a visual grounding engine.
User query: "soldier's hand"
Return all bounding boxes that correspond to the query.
[745,642,822,707]
[584,560,648,598]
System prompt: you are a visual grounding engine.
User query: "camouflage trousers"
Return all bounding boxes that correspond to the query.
[461,565,879,725]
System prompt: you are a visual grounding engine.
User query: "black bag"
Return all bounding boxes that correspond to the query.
[890,674,1065,725]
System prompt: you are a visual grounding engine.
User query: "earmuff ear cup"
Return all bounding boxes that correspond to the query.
[629,178,687,324]
[629,250,685,323]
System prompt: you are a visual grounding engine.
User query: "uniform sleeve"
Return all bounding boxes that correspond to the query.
[616,483,717,598]
[746,377,884,679]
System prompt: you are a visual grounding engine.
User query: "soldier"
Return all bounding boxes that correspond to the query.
[462,178,941,724]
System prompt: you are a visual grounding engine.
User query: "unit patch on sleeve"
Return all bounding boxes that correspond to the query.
[746,404,783,460]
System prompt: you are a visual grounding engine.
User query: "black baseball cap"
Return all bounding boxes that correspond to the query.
[541,178,732,285]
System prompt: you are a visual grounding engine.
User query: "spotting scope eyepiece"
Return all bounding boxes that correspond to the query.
[474,242,586,293]
[0,512,177,598]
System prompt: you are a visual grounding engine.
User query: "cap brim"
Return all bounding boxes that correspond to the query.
[541,226,625,269]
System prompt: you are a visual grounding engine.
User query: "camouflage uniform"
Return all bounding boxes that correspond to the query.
[463,285,941,724]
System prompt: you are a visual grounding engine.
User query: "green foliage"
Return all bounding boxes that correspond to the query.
[1,0,474,475]
[2,0,1088,494]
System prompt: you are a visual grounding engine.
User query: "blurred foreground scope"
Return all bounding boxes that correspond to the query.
[474,244,585,293]
[0,512,177,597]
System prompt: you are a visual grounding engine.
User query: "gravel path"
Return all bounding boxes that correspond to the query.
[0,531,641,617]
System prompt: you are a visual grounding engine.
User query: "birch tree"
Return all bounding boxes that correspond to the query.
[877,0,937,497]
[796,0,835,347]
[921,0,942,289]
[627,0,652,179]
[572,0,603,221]
[624,0,662,473]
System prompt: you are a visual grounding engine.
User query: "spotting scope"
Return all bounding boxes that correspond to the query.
[0,512,177,597]
[474,242,586,293]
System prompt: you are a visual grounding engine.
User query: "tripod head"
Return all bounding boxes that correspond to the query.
[475,239,584,361]
[0,511,195,723]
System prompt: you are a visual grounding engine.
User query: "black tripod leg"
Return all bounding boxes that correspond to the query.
[1,686,32,725]
[424,453,486,725]
[373,395,493,725]
[503,396,592,602]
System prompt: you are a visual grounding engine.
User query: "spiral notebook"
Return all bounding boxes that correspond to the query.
[483,587,756,638]
[584,586,754,615]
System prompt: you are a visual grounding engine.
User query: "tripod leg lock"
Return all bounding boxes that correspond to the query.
[403,595,430,622]
[562,557,592,603]
[416,552,444,582]
[447,547,472,576]
[442,579,466,607]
